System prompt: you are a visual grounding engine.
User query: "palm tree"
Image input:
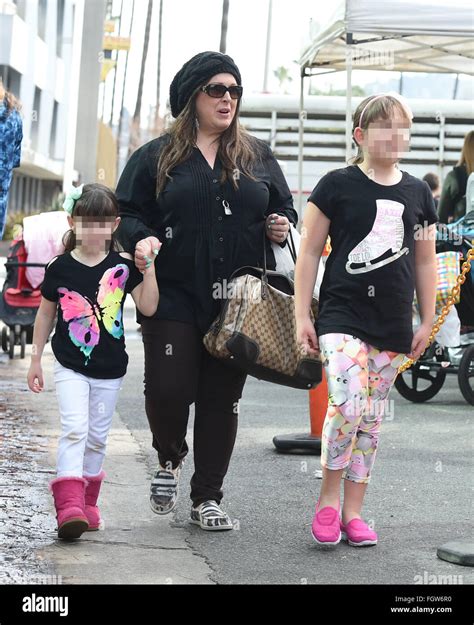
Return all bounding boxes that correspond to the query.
[220,0,229,53]
[117,0,135,165]
[129,0,153,156]
[263,0,273,92]
[273,66,293,94]
[154,0,164,135]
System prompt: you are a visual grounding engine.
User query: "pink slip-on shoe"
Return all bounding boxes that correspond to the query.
[340,518,378,547]
[311,499,341,546]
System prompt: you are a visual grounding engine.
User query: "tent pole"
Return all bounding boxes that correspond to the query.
[345,33,353,163]
[438,112,446,184]
[297,69,305,225]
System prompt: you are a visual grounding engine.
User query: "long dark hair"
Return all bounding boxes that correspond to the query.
[156,86,265,196]
[62,183,120,253]
[458,130,474,175]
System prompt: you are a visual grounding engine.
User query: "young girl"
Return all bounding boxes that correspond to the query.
[295,93,437,547]
[27,183,160,540]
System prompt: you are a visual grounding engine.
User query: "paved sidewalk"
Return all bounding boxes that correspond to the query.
[0,375,54,583]
[0,347,213,585]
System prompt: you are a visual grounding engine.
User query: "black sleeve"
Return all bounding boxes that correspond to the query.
[115,142,160,253]
[308,172,337,220]
[40,258,59,302]
[420,181,438,227]
[264,145,298,227]
[125,259,144,294]
[437,171,457,224]
[261,144,298,248]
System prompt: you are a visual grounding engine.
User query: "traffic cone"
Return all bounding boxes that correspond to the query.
[309,368,328,437]
[272,369,327,454]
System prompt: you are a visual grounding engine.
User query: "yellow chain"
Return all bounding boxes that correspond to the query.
[398,247,474,374]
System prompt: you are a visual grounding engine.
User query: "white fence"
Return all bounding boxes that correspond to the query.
[239,94,474,200]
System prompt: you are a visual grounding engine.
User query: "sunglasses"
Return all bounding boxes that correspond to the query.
[200,83,243,100]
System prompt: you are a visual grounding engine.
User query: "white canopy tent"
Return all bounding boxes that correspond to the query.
[297,0,474,217]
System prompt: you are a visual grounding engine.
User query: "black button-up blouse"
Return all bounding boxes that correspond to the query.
[115,133,298,333]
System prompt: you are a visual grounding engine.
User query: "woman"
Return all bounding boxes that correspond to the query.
[438,130,474,224]
[0,81,23,239]
[115,51,297,531]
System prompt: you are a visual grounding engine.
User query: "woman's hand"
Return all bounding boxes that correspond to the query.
[296,317,319,355]
[27,362,44,393]
[407,322,431,360]
[266,213,290,243]
[135,236,162,273]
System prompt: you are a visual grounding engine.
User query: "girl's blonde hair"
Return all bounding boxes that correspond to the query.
[458,130,474,175]
[350,94,412,165]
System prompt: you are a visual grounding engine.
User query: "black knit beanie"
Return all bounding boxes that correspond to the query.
[169,51,242,119]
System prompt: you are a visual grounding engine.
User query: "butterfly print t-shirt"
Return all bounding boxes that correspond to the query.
[41,251,143,378]
[308,166,438,353]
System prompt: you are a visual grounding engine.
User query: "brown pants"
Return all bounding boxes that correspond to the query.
[140,318,247,507]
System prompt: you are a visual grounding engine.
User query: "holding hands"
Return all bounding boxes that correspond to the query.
[135,236,162,274]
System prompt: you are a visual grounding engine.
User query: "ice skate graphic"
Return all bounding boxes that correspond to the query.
[345,199,409,274]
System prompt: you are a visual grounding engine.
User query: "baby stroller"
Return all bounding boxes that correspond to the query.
[0,231,47,359]
[395,211,474,405]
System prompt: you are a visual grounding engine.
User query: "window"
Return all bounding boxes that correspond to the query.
[12,0,26,20]
[50,100,58,158]
[56,0,65,57]
[0,65,22,101]
[31,87,41,151]
[38,0,47,41]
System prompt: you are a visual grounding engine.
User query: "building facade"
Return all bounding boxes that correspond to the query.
[0,0,105,217]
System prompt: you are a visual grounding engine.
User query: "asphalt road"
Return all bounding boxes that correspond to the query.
[1,252,471,586]
[118,306,474,585]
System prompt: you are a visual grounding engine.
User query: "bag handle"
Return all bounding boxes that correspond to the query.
[263,220,297,267]
[210,222,298,333]
[287,226,297,263]
[262,220,297,296]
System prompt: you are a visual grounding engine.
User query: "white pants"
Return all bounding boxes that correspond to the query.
[53,359,124,478]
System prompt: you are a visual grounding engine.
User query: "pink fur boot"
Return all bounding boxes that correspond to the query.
[84,471,106,531]
[50,476,89,540]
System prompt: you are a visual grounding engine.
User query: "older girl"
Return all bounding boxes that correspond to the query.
[295,94,437,547]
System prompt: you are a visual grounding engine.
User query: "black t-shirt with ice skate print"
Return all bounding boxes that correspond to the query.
[41,251,143,379]
[308,165,438,353]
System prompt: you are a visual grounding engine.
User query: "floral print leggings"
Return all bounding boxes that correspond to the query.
[318,333,407,484]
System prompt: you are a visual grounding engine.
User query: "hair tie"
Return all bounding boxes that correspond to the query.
[62,184,84,215]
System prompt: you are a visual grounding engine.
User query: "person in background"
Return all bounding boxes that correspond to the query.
[422,172,441,209]
[0,80,23,239]
[465,171,474,216]
[438,130,474,224]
